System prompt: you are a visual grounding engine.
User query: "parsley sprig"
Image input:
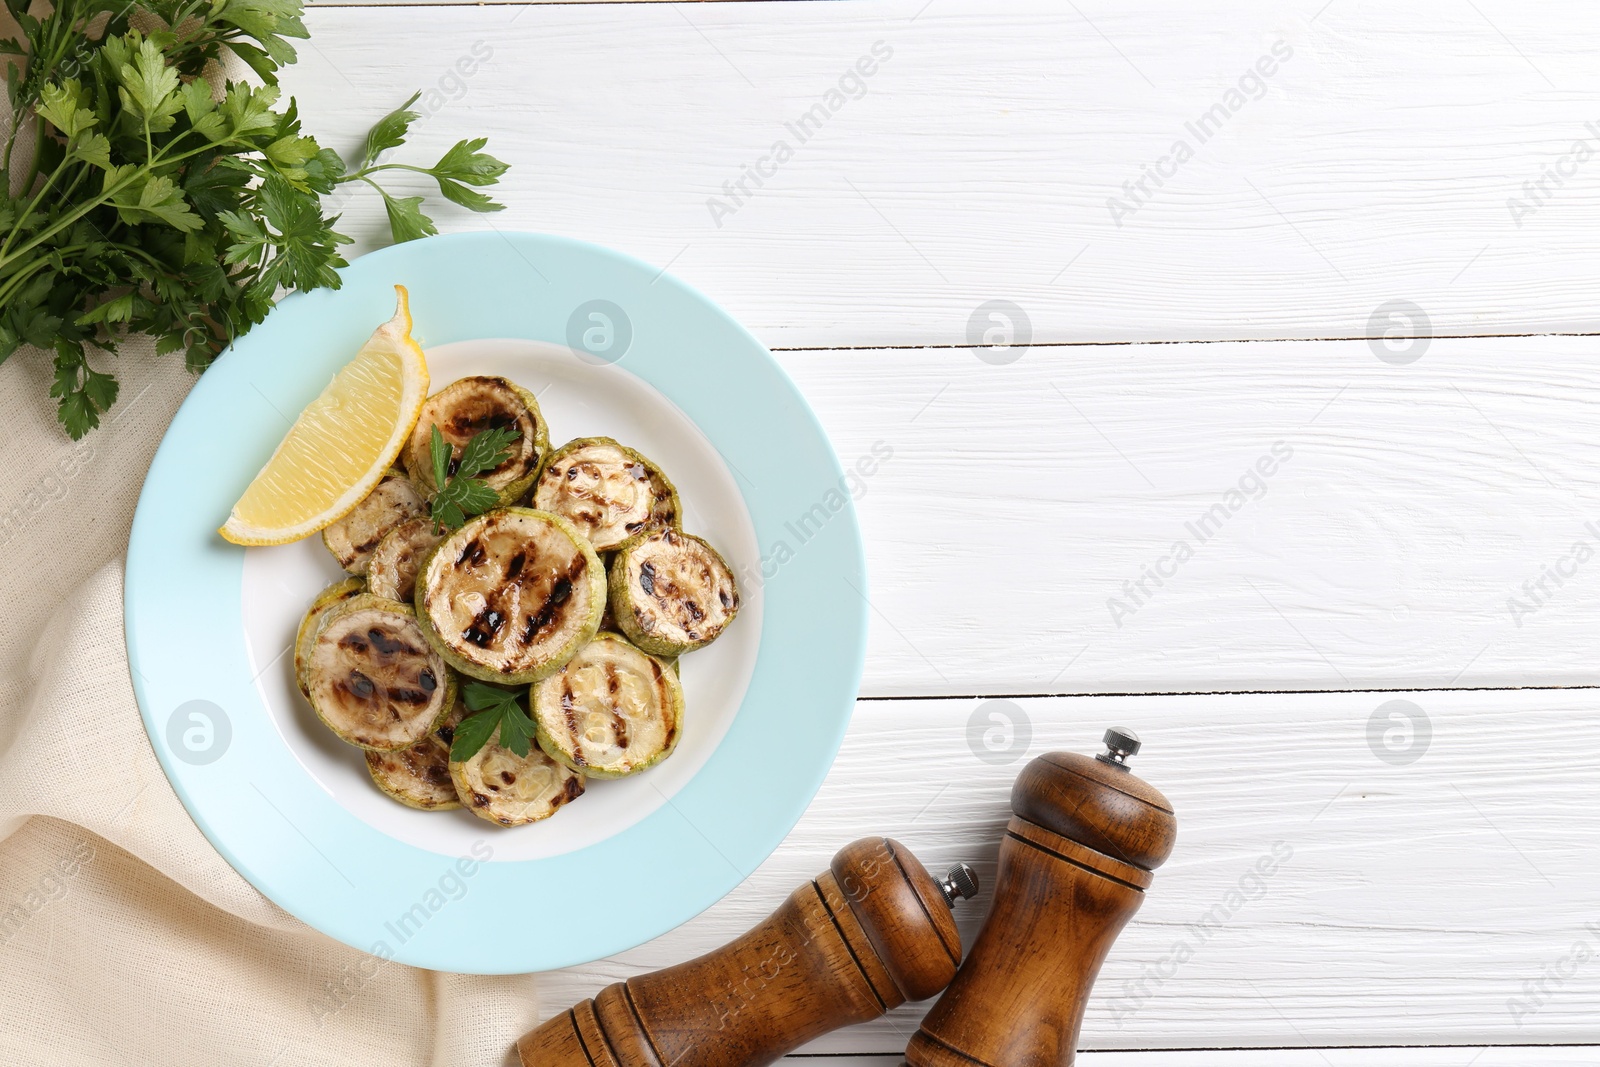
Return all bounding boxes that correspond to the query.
[0,0,510,438]
[428,423,519,530]
[450,680,537,762]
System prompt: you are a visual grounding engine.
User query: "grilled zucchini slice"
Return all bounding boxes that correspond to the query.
[451,727,585,826]
[307,594,455,751]
[404,376,549,502]
[532,632,683,779]
[294,577,366,699]
[367,516,445,603]
[322,472,426,574]
[415,507,605,684]
[364,690,467,809]
[367,737,459,810]
[609,527,740,655]
[530,437,681,552]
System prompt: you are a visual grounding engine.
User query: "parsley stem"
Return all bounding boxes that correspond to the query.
[2,150,77,262]
[339,162,438,182]
[17,113,45,197]
[0,137,228,269]
[55,158,90,206]
[0,255,56,309]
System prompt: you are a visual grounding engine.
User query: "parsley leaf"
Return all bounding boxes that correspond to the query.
[361,91,421,169]
[428,424,519,531]
[456,424,520,479]
[0,4,510,439]
[429,424,451,490]
[381,191,437,245]
[432,137,512,187]
[426,138,509,214]
[432,476,499,530]
[450,681,537,761]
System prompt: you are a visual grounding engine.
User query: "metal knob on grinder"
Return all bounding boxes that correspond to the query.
[905,729,1177,1067]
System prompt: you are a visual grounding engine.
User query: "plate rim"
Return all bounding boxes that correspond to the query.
[124,230,867,973]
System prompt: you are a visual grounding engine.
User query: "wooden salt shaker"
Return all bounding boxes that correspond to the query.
[905,728,1177,1067]
[518,837,979,1067]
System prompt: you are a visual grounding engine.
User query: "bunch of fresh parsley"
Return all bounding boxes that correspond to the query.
[450,679,538,762]
[428,423,519,530]
[0,0,510,438]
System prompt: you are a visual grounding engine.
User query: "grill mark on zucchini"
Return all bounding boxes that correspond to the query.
[654,654,679,753]
[450,725,586,825]
[404,377,549,501]
[609,527,739,656]
[457,538,486,568]
[561,682,585,767]
[322,475,426,574]
[417,755,452,788]
[465,607,504,648]
[352,530,387,556]
[459,536,580,648]
[417,508,605,683]
[520,561,581,644]
[531,438,682,552]
[367,518,447,604]
[308,596,454,751]
[445,404,519,479]
[368,628,414,656]
[532,632,681,778]
[366,734,460,810]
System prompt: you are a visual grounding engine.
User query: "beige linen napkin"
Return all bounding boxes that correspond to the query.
[0,344,541,1065]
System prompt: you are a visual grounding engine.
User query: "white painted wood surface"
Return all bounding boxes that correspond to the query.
[778,335,1600,697]
[285,0,1600,349]
[540,691,1600,1053]
[270,0,1600,1061]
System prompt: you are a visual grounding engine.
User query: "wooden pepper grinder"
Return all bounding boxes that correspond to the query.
[905,728,1177,1067]
[518,837,980,1067]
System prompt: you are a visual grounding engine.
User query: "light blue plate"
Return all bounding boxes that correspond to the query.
[125,231,866,974]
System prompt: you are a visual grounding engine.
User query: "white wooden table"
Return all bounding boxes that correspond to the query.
[290,1,1600,1061]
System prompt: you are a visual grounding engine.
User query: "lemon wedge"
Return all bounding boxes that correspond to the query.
[220,286,429,546]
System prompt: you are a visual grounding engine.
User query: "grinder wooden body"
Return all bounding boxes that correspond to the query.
[519,837,970,1067]
[906,734,1177,1067]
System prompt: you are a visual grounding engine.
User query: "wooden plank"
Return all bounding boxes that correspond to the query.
[283,0,1600,348]
[535,690,1600,1051]
[774,334,1600,696]
[783,1051,1600,1067]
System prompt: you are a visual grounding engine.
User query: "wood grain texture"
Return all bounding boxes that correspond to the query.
[517,838,963,1067]
[536,690,1600,1052]
[775,335,1600,696]
[263,2,1600,1061]
[798,1052,1600,1067]
[905,818,1148,1066]
[278,0,1600,694]
[903,755,1178,1066]
[283,0,1600,348]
